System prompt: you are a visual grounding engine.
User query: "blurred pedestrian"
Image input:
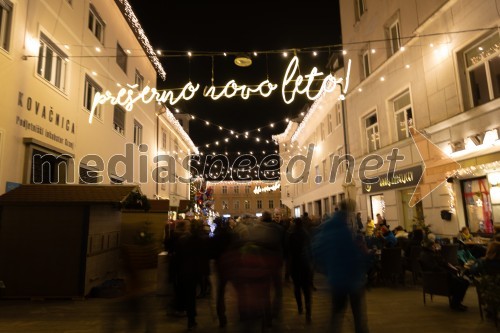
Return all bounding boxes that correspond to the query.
[312,199,370,333]
[287,217,313,323]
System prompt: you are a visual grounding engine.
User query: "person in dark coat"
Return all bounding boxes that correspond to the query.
[312,199,370,333]
[175,220,210,329]
[210,217,237,327]
[287,217,313,323]
[249,211,285,326]
[419,237,469,311]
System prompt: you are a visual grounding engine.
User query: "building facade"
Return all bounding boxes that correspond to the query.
[0,0,195,202]
[207,180,289,219]
[277,0,500,237]
[273,65,348,221]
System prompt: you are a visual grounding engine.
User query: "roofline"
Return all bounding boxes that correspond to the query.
[115,0,167,80]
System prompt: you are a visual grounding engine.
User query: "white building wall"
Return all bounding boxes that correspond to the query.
[339,0,500,236]
[0,0,193,201]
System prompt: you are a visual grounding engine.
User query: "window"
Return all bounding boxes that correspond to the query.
[222,200,228,210]
[336,102,342,126]
[113,105,125,135]
[37,33,68,92]
[83,75,102,119]
[244,200,250,209]
[161,128,167,150]
[337,147,345,174]
[0,0,13,51]
[257,200,262,209]
[362,50,371,79]
[331,195,337,209]
[135,70,144,90]
[174,139,179,154]
[268,200,274,209]
[233,186,239,194]
[234,200,240,210]
[30,148,71,184]
[222,185,227,194]
[322,159,326,182]
[327,113,333,134]
[116,43,127,73]
[355,0,366,21]
[245,185,251,194]
[462,32,500,108]
[339,193,346,202]
[133,120,143,145]
[393,90,413,140]
[110,175,124,184]
[320,122,325,141]
[88,4,105,43]
[365,112,380,152]
[388,20,401,55]
[79,165,98,184]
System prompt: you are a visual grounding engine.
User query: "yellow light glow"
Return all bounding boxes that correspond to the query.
[90,83,200,121]
[26,35,41,55]
[281,56,350,104]
[90,57,350,113]
[203,80,278,100]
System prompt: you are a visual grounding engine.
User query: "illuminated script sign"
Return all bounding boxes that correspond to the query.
[253,181,281,194]
[361,165,423,194]
[89,57,351,123]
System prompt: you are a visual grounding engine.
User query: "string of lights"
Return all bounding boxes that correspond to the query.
[28,26,497,62]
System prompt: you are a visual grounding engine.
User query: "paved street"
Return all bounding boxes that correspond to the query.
[0,270,497,333]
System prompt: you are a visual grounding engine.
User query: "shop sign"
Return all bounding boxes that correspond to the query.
[16,91,75,149]
[361,165,422,194]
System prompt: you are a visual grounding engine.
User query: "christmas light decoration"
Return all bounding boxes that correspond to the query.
[91,57,350,110]
[115,0,166,80]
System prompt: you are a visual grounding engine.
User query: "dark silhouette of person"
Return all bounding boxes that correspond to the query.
[287,217,313,323]
[312,199,370,333]
[210,217,237,327]
[419,237,469,311]
[249,211,285,326]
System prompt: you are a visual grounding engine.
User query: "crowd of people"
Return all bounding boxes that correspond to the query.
[162,200,372,331]
[160,202,500,331]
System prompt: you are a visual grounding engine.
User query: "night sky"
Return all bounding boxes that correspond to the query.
[126,1,342,177]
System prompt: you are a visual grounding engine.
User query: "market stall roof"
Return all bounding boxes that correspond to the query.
[0,184,139,205]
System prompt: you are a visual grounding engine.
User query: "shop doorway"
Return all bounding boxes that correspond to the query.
[462,177,493,233]
[401,189,424,231]
[369,194,385,223]
[314,200,322,218]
